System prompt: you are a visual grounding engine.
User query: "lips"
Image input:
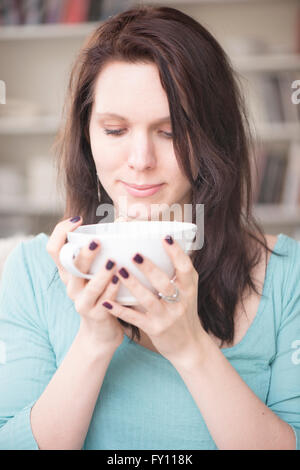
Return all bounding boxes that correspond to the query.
[121,181,164,198]
[122,182,163,189]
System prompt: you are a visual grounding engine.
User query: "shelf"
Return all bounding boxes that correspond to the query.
[232,54,300,73]
[0,21,100,40]
[1,24,299,73]
[254,204,300,225]
[0,198,63,216]
[1,28,299,73]
[254,122,300,143]
[0,115,60,135]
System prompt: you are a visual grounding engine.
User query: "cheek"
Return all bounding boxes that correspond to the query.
[165,157,189,185]
[90,131,121,170]
[169,164,192,194]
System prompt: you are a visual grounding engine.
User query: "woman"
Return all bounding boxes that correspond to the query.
[0,5,299,450]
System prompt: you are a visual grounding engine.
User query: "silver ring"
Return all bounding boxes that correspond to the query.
[157,279,180,303]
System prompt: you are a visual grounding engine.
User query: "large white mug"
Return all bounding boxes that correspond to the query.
[59,221,197,306]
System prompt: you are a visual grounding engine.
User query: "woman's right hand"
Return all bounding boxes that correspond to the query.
[46,217,124,352]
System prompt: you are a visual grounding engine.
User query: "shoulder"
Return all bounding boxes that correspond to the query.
[259,233,299,269]
[265,233,300,321]
[1,232,57,293]
[275,233,300,292]
[251,232,300,305]
[21,232,51,262]
[0,233,59,330]
[267,232,300,269]
[265,234,278,252]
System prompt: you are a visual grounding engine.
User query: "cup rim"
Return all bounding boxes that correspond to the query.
[69,220,197,239]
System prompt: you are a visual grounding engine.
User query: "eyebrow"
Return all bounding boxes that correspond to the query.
[96,112,171,124]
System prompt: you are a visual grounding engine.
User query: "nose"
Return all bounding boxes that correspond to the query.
[127,134,156,171]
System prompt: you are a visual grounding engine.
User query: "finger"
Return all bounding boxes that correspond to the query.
[93,273,120,309]
[46,216,83,272]
[117,266,162,314]
[101,273,120,301]
[101,300,147,331]
[74,268,119,314]
[131,252,177,299]
[162,235,198,287]
[58,266,71,285]
[67,243,114,299]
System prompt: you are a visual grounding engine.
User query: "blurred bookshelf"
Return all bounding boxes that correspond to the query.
[0,21,100,40]
[0,0,300,238]
[0,114,59,134]
[141,0,296,4]
[232,53,300,72]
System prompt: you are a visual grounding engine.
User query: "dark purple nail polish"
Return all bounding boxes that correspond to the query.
[119,267,129,279]
[133,253,143,264]
[106,259,115,270]
[70,216,81,223]
[102,301,113,309]
[112,275,119,284]
[165,235,174,245]
[89,241,98,250]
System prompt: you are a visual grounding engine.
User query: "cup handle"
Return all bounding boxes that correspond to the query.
[59,242,94,280]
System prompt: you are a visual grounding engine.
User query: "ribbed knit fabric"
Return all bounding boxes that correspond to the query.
[0,232,299,450]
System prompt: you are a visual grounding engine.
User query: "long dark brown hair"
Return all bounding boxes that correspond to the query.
[53,4,285,346]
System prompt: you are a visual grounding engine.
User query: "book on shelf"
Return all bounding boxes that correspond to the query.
[256,150,288,204]
[281,141,300,206]
[251,148,267,204]
[0,0,21,25]
[100,0,133,19]
[254,142,300,207]
[24,0,44,24]
[278,71,300,123]
[61,0,92,24]
[259,74,285,123]
[89,0,104,22]
[0,0,105,25]
[297,6,300,54]
[43,0,62,24]
[246,71,300,127]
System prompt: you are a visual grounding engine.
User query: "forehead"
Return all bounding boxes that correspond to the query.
[92,61,170,121]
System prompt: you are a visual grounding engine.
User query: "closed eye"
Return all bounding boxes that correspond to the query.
[103,128,173,139]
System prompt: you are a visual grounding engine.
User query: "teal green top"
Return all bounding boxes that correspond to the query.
[0,232,299,450]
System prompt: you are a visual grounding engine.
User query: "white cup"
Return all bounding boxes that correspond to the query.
[59,221,197,306]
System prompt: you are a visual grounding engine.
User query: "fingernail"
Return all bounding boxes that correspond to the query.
[70,216,81,223]
[102,301,113,309]
[165,235,174,245]
[133,253,143,264]
[106,259,115,270]
[89,241,98,250]
[119,267,129,279]
[112,275,119,284]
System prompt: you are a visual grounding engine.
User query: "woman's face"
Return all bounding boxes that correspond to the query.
[89,60,193,221]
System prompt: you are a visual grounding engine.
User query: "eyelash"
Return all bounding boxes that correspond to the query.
[103,128,173,139]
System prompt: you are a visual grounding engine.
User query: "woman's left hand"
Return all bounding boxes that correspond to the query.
[101,235,206,366]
